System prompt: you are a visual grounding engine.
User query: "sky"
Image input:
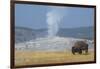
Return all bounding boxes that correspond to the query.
[15,4,94,29]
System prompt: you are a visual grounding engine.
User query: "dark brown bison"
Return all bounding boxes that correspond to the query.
[72,41,88,55]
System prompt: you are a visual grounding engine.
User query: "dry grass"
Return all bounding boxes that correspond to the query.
[15,50,94,66]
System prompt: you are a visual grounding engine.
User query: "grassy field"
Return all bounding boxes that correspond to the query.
[15,50,94,66]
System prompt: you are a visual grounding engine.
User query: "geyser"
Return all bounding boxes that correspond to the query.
[47,7,66,37]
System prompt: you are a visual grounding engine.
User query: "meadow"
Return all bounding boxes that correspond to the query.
[15,50,94,66]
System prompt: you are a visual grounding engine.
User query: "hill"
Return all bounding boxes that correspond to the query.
[15,26,94,43]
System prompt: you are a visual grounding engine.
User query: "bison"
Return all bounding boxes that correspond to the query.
[72,41,88,55]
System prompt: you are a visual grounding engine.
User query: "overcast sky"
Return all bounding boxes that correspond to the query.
[15,4,94,29]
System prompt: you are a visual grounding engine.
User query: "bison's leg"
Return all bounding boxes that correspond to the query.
[79,49,82,54]
[84,44,88,54]
[85,48,88,54]
[72,47,75,55]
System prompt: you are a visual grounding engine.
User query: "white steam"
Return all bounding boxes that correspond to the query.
[47,7,66,37]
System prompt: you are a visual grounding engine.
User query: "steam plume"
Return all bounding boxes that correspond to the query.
[47,7,66,37]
